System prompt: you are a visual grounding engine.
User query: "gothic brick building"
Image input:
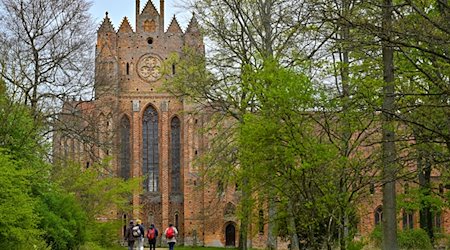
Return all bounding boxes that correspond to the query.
[53,0,449,248]
[93,0,245,246]
[53,0,247,247]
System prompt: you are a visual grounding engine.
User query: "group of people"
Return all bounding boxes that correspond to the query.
[125,219,179,250]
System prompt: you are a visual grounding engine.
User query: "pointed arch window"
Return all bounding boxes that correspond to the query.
[175,212,179,229]
[433,211,442,231]
[258,210,264,234]
[402,210,414,230]
[143,106,159,192]
[120,116,131,179]
[170,117,181,193]
[374,206,383,225]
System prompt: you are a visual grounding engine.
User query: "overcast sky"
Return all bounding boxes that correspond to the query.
[90,0,191,31]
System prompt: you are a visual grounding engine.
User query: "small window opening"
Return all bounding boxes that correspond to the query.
[172,63,176,74]
[258,210,264,233]
[175,213,179,229]
[370,182,375,194]
[126,63,130,75]
[86,162,90,168]
[147,37,153,45]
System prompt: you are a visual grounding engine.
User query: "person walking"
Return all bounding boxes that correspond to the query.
[124,220,135,250]
[147,224,159,250]
[135,219,145,250]
[164,223,178,250]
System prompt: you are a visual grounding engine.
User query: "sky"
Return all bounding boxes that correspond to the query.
[89,0,191,32]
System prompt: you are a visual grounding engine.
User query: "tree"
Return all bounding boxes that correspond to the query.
[380,0,399,248]
[50,160,139,247]
[0,152,44,249]
[0,78,90,249]
[0,0,97,155]
[0,0,94,114]
[167,0,331,248]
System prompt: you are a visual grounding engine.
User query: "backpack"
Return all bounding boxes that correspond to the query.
[166,227,174,239]
[147,228,155,240]
[132,225,141,237]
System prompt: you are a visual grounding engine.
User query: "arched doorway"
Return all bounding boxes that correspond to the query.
[225,223,236,247]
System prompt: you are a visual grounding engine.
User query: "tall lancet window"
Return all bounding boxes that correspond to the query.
[170,117,181,193]
[143,105,159,192]
[119,116,131,179]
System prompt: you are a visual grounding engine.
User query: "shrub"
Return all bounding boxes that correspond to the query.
[348,239,365,250]
[369,225,383,248]
[398,228,432,250]
[370,226,432,250]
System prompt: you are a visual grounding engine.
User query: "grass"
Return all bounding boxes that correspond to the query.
[175,247,238,250]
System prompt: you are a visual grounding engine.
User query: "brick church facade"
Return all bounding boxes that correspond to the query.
[53,0,246,247]
[53,0,449,248]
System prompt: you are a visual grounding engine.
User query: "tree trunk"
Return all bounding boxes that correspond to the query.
[418,153,434,241]
[267,197,277,250]
[381,0,398,248]
[239,178,251,250]
[287,199,299,250]
[338,0,351,248]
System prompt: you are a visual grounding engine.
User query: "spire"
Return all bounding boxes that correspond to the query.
[167,16,182,34]
[141,0,159,16]
[98,12,115,33]
[186,13,200,34]
[118,17,134,33]
[160,0,165,32]
[136,0,140,30]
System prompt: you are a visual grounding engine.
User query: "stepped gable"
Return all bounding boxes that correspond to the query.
[141,0,159,16]
[118,17,134,33]
[166,15,183,33]
[98,12,115,33]
[185,13,200,34]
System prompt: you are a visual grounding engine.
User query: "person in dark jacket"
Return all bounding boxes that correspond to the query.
[124,220,135,250]
[147,224,159,250]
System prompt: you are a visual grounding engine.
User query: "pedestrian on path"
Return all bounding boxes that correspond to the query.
[147,224,159,250]
[164,223,178,250]
[135,219,145,250]
[124,220,135,250]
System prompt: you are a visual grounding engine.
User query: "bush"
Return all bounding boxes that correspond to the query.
[37,190,87,250]
[398,228,432,250]
[370,226,432,250]
[369,225,383,247]
[348,239,365,250]
[85,220,123,248]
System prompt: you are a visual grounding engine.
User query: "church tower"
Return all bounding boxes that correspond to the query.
[93,0,216,246]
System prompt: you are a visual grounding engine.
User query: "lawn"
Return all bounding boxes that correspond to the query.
[175,247,238,250]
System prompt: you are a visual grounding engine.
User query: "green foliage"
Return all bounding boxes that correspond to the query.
[369,225,383,247]
[36,190,87,250]
[50,160,139,246]
[0,152,44,249]
[347,239,365,250]
[238,61,367,247]
[371,226,433,249]
[51,160,138,218]
[398,229,433,250]
[0,82,46,162]
[398,187,445,213]
[79,241,125,250]
[85,220,123,248]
